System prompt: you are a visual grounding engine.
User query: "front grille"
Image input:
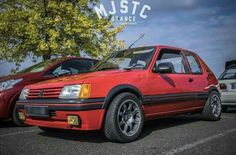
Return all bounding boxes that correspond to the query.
[27,87,62,99]
[50,111,56,116]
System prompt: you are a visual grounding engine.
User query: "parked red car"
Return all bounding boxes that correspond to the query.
[16,45,221,142]
[0,57,98,126]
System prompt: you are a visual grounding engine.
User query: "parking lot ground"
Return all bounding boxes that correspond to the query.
[0,109,236,155]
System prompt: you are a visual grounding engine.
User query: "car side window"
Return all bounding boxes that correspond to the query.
[185,53,202,74]
[51,59,95,75]
[156,49,188,74]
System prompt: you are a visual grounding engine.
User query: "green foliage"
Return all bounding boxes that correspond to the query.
[0,0,125,66]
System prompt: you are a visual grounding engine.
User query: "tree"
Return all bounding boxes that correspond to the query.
[0,0,125,67]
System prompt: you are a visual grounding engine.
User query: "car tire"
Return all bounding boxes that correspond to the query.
[12,103,27,126]
[201,91,222,121]
[104,92,144,143]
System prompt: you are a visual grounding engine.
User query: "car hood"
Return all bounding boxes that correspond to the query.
[0,72,39,83]
[27,69,144,89]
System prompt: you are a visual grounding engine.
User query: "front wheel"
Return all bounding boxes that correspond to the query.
[104,93,144,143]
[201,91,222,121]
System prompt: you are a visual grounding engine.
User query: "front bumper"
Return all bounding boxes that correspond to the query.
[16,98,105,131]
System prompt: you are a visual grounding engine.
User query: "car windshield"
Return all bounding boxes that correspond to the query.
[19,59,60,73]
[92,47,156,71]
[219,68,236,80]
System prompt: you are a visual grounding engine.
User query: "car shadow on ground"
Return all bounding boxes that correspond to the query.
[139,114,202,140]
[0,120,31,128]
[225,108,236,113]
[0,120,17,128]
[38,114,202,143]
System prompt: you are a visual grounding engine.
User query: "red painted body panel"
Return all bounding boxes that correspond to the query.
[19,109,105,130]
[17,45,219,131]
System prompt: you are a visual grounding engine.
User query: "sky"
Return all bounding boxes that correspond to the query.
[102,0,236,76]
[1,0,236,77]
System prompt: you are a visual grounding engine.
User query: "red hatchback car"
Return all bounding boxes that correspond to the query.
[16,45,221,142]
[0,57,98,126]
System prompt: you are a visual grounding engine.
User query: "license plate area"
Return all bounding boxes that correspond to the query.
[25,106,49,118]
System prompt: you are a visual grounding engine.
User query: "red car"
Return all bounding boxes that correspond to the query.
[16,45,221,142]
[0,57,98,126]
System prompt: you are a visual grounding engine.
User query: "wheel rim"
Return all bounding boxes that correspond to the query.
[117,99,141,137]
[210,94,221,117]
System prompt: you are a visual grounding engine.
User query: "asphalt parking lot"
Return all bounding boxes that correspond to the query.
[0,110,236,155]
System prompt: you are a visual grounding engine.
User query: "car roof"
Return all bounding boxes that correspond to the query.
[155,45,195,53]
[125,45,196,54]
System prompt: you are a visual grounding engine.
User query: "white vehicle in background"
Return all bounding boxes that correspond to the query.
[218,67,236,112]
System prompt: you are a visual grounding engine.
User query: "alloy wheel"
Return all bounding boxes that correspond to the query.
[210,94,221,117]
[117,99,141,137]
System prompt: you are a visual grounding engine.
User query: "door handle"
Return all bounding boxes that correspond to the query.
[189,78,194,82]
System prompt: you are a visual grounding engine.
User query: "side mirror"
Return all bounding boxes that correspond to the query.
[153,62,173,74]
[54,69,71,77]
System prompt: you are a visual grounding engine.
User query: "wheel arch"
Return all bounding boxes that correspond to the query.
[103,84,143,109]
[8,92,21,119]
[208,85,220,95]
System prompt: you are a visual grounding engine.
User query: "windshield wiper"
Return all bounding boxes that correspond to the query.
[122,64,145,70]
[122,67,133,70]
[96,67,119,71]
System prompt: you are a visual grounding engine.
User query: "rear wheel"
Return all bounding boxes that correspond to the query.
[202,91,222,121]
[12,103,27,126]
[104,93,144,143]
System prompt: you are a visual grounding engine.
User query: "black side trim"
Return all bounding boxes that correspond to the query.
[17,98,105,104]
[143,92,209,105]
[16,104,103,111]
[103,84,143,109]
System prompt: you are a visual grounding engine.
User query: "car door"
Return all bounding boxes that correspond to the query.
[145,48,198,117]
[184,51,209,107]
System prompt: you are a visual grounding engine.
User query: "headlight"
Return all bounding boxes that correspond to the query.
[19,88,29,100]
[0,79,23,91]
[59,84,90,99]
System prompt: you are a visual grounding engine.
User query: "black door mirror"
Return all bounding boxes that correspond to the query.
[53,69,71,77]
[153,62,173,73]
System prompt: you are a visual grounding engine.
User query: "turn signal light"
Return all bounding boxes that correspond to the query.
[79,84,91,98]
[67,115,80,126]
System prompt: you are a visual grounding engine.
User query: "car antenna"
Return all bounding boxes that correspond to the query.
[128,33,145,49]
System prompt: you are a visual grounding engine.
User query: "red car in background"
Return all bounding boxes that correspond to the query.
[0,57,98,126]
[17,45,221,142]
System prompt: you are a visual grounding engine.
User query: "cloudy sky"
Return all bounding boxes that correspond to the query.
[104,0,236,76]
[0,0,236,77]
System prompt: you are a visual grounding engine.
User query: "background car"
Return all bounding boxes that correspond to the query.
[0,57,98,126]
[219,65,236,112]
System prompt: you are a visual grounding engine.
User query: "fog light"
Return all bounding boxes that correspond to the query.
[18,112,25,121]
[67,115,80,126]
